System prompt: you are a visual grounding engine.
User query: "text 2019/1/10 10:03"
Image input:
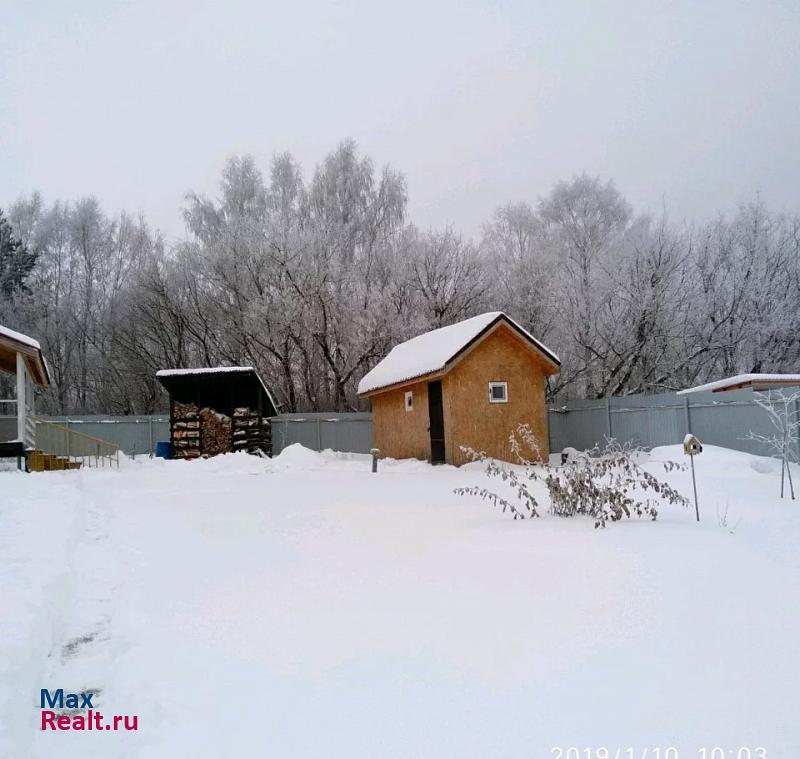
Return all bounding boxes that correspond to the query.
[551,749,767,759]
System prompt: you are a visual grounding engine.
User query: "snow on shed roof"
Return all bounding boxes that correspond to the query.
[0,324,41,350]
[156,366,279,411]
[677,373,800,395]
[357,312,560,395]
[156,366,255,377]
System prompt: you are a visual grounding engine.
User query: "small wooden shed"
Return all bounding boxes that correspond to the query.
[156,367,278,459]
[357,312,560,465]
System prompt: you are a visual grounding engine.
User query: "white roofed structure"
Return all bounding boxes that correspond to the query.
[677,374,800,395]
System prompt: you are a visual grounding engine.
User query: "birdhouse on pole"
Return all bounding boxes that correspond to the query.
[682,434,702,521]
[683,434,703,456]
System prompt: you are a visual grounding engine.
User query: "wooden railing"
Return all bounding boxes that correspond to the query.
[32,417,120,469]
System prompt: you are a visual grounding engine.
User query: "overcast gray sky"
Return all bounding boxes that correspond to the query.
[2,0,799,241]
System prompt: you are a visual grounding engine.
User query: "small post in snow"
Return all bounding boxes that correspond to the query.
[371,447,380,473]
[683,434,703,521]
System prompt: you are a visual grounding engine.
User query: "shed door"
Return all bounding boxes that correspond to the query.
[427,380,445,464]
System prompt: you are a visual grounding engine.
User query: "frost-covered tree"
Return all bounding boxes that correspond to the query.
[6,195,159,413]
[409,227,487,328]
[481,202,555,340]
[747,389,800,499]
[538,175,634,398]
[5,142,800,413]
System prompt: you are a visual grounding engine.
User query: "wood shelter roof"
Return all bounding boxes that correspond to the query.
[156,366,278,417]
[0,325,50,387]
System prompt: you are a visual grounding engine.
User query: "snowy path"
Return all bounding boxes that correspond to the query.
[0,471,120,756]
[30,474,119,756]
[2,445,799,757]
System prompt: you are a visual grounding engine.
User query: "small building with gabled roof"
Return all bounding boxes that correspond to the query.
[357,312,560,465]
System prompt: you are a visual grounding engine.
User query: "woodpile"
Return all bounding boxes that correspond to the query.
[170,401,270,459]
[172,401,200,459]
[160,367,276,460]
[200,408,232,456]
[232,407,271,454]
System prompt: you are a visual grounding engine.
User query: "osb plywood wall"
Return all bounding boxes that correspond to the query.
[371,378,431,461]
[442,323,549,465]
[369,322,552,466]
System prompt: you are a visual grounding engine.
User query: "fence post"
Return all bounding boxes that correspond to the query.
[65,419,70,459]
[795,397,800,463]
[684,395,691,435]
[316,417,322,452]
[149,416,154,456]
[606,398,613,439]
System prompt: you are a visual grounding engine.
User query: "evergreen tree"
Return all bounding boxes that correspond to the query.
[0,208,37,298]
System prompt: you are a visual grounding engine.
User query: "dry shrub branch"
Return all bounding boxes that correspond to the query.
[456,424,688,528]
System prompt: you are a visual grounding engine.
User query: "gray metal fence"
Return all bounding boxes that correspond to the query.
[548,389,799,459]
[42,415,170,456]
[30,389,795,462]
[35,412,374,457]
[270,412,373,456]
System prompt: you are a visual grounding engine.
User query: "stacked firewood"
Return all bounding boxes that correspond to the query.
[171,402,268,458]
[172,401,200,458]
[200,408,232,456]
[232,407,271,454]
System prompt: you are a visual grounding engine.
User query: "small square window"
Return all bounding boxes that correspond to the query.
[404,391,413,411]
[488,382,508,403]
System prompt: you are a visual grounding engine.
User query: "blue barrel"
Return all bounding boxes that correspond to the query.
[155,441,172,459]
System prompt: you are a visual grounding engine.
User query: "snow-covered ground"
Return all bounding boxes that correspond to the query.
[1,444,798,757]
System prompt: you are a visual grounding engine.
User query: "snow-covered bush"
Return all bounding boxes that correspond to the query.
[456,424,688,528]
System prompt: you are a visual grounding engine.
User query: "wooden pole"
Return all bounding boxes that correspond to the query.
[795,396,800,464]
[684,395,691,434]
[690,454,700,521]
[781,456,786,499]
[781,426,788,499]
[16,352,26,444]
